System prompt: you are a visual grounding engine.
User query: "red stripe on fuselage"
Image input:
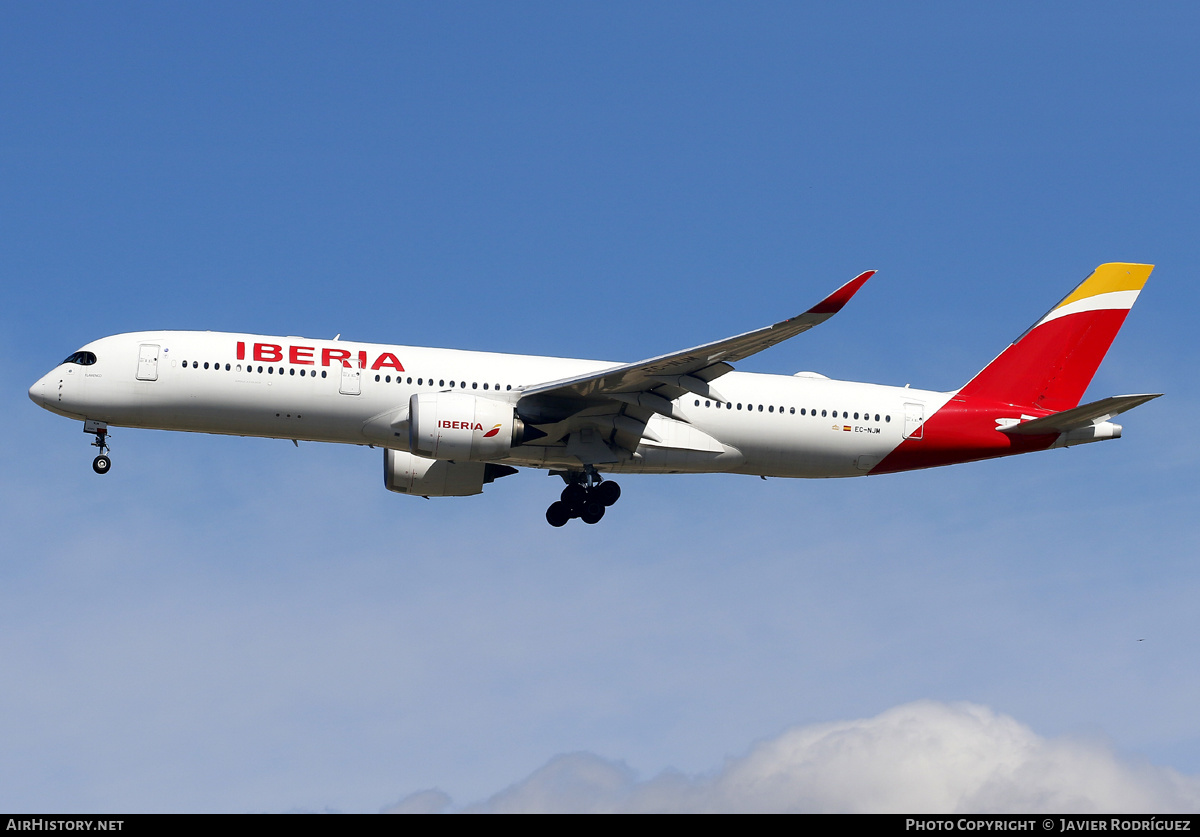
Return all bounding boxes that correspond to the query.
[870,397,1059,474]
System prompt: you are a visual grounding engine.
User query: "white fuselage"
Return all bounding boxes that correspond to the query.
[30,331,950,479]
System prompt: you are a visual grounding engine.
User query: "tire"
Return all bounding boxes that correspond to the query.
[593,481,621,507]
[92,455,111,475]
[560,483,588,510]
[580,501,605,524]
[545,501,571,527]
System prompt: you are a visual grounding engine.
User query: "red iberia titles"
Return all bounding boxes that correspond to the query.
[236,342,404,371]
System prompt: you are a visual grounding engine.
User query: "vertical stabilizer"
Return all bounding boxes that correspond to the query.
[956,263,1152,412]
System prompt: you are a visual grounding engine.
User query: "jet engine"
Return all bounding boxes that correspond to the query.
[384,449,517,497]
[408,392,527,461]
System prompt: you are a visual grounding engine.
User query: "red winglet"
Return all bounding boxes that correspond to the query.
[805,270,876,315]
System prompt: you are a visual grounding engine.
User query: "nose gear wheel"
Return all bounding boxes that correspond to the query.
[86,421,112,475]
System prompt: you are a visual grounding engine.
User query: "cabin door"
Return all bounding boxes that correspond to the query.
[903,402,924,440]
[136,344,160,381]
[339,360,362,395]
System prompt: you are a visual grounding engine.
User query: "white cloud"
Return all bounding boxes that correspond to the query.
[429,702,1200,813]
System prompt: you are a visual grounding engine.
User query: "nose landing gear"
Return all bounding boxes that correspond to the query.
[85,420,111,475]
[545,470,622,527]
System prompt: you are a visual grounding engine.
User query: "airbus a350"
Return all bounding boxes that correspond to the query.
[29,263,1159,526]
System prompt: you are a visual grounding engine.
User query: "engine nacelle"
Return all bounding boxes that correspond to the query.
[384,449,517,497]
[409,392,525,461]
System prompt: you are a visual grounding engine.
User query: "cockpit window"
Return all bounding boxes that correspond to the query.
[63,351,97,366]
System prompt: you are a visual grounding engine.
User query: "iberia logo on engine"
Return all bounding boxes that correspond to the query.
[439,421,484,431]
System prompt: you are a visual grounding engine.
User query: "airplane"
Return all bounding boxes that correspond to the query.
[29,262,1159,527]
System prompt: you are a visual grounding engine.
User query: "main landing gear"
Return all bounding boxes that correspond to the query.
[545,470,622,527]
[85,420,111,475]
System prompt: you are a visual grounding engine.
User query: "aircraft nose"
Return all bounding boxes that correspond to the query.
[28,376,45,407]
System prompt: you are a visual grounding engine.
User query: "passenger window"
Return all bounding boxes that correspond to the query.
[374,375,380,382]
[695,399,700,406]
[193,361,199,368]
[321,370,327,378]
[757,404,763,412]
[821,409,827,417]
[472,382,477,389]
[439,380,445,387]
[483,383,489,390]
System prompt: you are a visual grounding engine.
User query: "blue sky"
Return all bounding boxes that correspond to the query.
[3,2,1199,812]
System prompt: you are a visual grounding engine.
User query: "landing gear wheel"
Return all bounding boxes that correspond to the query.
[593,481,621,506]
[580,502,606,524]
[546,501,571,528]
[92,455,111,475]
[561,483,588,511]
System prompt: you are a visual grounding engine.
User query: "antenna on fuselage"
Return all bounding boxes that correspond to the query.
[333,334,341,341]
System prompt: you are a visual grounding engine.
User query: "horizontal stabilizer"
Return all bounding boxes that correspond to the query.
[999,393,1162,435]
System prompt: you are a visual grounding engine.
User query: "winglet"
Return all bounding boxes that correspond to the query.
[805,270,876,315]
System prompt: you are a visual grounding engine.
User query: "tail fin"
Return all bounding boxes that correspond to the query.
[957,263,1153,411]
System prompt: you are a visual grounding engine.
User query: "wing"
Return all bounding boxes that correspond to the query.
[521,270,875,404]
[515,270,875,464]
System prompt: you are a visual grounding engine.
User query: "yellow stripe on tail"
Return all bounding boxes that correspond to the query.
[1054,263,1153,309]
